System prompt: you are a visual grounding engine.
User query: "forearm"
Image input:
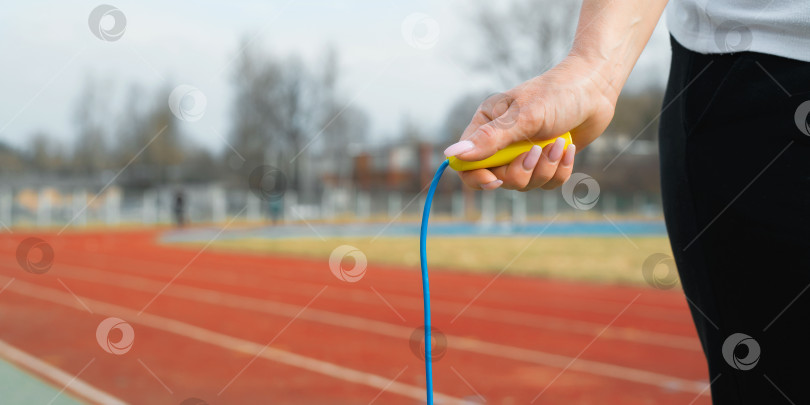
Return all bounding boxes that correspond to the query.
[568,0,669,102]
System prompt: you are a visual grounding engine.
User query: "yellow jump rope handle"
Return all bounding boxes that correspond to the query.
[447,132,573,171]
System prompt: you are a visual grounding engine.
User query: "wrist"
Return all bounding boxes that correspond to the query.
[566,0,668,104]
[558,52,621,107]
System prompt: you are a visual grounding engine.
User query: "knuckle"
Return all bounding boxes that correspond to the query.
[518,104,545,133]
[474,124,499,146]
[551,169,572,184]
[542,171,570,190]
[478,95,499,114]
[484,92,507,110]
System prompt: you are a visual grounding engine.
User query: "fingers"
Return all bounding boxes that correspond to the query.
[448,96,577,191]
[522,138,575,191]
[444,104,521,160]
[493,145,543,190]
[444,93,550,162]
[457,140,576,192]
[458,169,502,191]
[540,143,575,190]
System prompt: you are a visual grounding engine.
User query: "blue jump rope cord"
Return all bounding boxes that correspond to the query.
[419,159,450,405]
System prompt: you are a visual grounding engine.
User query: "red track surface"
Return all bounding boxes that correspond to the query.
[0,229,710,404]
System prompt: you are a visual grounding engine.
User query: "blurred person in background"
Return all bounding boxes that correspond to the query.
[173,189,186,228]
[444,0,810,403]
[268,197,283,225]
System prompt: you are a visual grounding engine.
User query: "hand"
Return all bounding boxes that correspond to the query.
[444,55,617,191]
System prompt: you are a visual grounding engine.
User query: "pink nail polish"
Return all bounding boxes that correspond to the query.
[444,140,475,157]
[522,145,542,170]
[561,144,576,166]
[482,180,503,190]
[548,138,565,162]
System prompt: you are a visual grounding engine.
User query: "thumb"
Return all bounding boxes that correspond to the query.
[444,102,540,161]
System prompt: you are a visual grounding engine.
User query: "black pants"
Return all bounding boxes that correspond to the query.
[659,37,810,403]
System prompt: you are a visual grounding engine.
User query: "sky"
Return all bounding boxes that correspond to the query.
[0,0,672,153]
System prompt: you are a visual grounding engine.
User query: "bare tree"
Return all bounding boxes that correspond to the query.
[73,77,111,174]
[316,46,369,186]
[115,85,185,186]
[320,104,368,185]
[229,40,296,177]
[29,131,65,173]
[469,0,580,87]
[229,40,369,196]
[0,141,25,174]
[142,87,184,174]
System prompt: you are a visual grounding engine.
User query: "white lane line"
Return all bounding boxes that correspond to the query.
[23,264,709,396]
[46,358,95,405]
[36,254,698,351]
[81,249,690,319]
[57,278,93,313]
[367,365,409,405]
[0,275,467,404]
[218,285,329,396]
[0,339,127,405]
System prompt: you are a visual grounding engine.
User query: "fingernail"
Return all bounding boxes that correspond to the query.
[522,145,542,170]
[481,180,503,190]
[561,144,576,167]
[548,138,565,162]
[444,140,475,157]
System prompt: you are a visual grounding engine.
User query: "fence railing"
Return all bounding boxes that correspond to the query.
[0,184,663,229]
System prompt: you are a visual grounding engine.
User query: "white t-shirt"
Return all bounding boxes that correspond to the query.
[666,0,810,62]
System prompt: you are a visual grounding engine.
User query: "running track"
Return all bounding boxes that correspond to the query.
[0,229,710,404]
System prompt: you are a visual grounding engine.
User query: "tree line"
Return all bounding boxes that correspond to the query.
[0,0,666,197]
